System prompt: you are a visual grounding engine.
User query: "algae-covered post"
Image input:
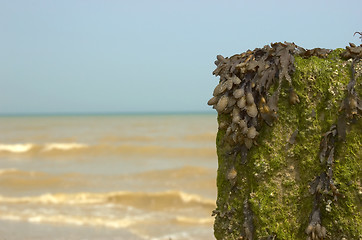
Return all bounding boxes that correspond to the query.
[208,42,362,240]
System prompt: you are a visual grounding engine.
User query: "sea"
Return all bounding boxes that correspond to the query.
[0,113,218,240]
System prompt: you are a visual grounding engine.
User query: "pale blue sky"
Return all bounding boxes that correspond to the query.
[1,0,361,114]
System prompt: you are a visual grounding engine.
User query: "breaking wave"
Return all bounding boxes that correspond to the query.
[0,213,136,229]
[0,190,215,210]
[0,143,34,153]
[0,143,88,154]
[42,143,88,151]
[0,190,215,231]
[0,142,215,158]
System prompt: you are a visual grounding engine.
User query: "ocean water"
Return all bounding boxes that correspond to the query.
[0,113,218,240]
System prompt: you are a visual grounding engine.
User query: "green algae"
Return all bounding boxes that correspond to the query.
[214,49,361,239]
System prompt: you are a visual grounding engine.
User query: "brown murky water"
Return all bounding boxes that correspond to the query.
[0,114,218,240]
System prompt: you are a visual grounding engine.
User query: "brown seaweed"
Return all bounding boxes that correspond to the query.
[210,43,299,157]
[305,207,327,240]
[209,42,338,164]
[312,125,340,203]
[209,42,361,239]
[210,41,361,165]
[337,114,347,140]
[341,43,362,59]
[243,198,254,240]
[299,47,331,58]
[354,31,362,42]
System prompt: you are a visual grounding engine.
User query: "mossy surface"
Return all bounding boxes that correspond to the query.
[214,49,361,239]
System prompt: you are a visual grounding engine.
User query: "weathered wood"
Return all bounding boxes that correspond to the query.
[210,43,362,240]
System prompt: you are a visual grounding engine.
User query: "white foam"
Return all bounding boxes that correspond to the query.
[0,193,109,205]
[178,191,215,205]
[0,213,137,229]
[0,144,33,153]
[42,143,88,151]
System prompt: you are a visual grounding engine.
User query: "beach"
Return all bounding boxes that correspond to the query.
[0,113,218,240]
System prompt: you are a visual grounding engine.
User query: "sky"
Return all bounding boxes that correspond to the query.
[0,0,361,115]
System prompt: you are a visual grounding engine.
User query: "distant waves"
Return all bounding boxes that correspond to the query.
[0,142,216,158]
[0,143,87,154]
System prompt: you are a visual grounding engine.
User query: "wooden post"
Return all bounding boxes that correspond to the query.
[209,43,361,240]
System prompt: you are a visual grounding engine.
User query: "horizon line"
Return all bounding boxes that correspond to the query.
[0,110,216,117]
